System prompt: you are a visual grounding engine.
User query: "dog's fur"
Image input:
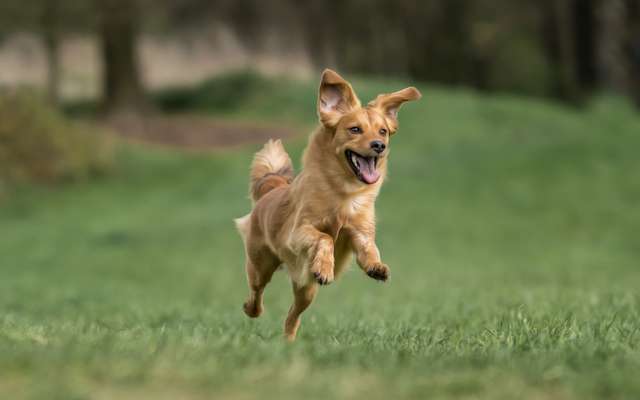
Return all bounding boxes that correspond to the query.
[235,69,421,340]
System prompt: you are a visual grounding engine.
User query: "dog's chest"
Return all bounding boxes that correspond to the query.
[319,214,346,240]
[344,194,369,215]
[319,195,370,238]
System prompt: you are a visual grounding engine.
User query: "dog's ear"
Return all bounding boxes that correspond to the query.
[318,69,361,127]
[369,87,421,132]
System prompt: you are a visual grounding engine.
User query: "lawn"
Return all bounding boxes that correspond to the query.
[1,73,640,399]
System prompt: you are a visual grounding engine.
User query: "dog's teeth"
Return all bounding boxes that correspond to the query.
[351,154,358,167]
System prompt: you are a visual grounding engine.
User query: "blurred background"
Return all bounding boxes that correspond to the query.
[1,0,639,185]
[1,0,639,110]
[1,1,640,399]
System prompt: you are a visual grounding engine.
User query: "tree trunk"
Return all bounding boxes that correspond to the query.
[627,0,640,106]
[574,0,598,89]
[554,0,581,101]
[596,0,629,94]
[294,0,338,70]
[98,0,148,115]
[42,0,61,106]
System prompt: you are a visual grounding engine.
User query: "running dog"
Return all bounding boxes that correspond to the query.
[235,69,421,340]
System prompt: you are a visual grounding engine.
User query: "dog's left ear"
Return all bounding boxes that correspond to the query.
[369,87,422,132]
[318,69,361,128]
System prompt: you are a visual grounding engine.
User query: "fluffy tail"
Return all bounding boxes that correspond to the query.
[249,139,294,203]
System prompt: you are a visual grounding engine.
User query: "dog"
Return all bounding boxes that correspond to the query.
[235,69,421,340]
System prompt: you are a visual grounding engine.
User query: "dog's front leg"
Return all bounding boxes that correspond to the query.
[292,225,335,285]
[350,224,389,282]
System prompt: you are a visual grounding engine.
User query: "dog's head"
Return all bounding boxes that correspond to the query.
[317,69,421,185]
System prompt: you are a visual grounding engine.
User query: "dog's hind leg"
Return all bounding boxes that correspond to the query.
[283,281,318,341]
[243,253,279,318]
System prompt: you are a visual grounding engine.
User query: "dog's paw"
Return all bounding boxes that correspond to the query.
[311,258,334,285]
[309,241,335,285]
[243,300,263,318]
[312,269,334,285]
[365,262,390,282]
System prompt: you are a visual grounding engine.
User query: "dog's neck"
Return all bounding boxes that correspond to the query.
[295,126,384,208]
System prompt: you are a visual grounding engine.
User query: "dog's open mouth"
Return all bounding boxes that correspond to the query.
[345,150,380,184]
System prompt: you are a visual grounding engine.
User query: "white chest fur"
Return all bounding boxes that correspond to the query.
[340,192,375,216]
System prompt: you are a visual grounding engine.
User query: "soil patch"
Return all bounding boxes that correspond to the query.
[103,114,298,150]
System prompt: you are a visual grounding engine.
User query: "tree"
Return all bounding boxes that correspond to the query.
[98,0,148,115]
[539,0,581,101]
[629,0,640,106]
[42,0,61,106]
[596,0,630,94]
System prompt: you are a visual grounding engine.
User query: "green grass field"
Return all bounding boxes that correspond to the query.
[2,74,640,399]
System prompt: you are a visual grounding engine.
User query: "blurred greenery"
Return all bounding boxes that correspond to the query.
[155,70,272,113]
[0,91,113,186]
[1,74,640,399]
[2,0,639,108]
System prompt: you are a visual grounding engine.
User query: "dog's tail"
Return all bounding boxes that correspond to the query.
[249,139,294,203]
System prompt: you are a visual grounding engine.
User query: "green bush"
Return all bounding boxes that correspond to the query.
[0,90,113,186]
[489,35,553,96]
[155,70,270,112]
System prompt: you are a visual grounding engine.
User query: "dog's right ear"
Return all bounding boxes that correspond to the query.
[317,69,361,128]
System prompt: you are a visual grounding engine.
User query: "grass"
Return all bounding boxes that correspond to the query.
[2,73,640,399]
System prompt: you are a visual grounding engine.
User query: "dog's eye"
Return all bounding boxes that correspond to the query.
[379,128,388,136]
[349,127,362,134]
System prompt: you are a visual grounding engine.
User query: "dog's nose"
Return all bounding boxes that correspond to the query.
[370,140,386,154]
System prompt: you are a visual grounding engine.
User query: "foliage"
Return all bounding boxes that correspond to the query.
[0,90,113,187]
[155,70,271,112]
[1,76,640,399]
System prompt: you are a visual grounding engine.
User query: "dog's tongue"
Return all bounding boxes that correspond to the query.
[357,154,380,184]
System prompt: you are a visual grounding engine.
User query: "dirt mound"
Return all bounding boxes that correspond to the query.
[104,114,298,150]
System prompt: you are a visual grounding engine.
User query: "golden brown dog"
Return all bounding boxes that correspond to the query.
[235,69,421,340]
